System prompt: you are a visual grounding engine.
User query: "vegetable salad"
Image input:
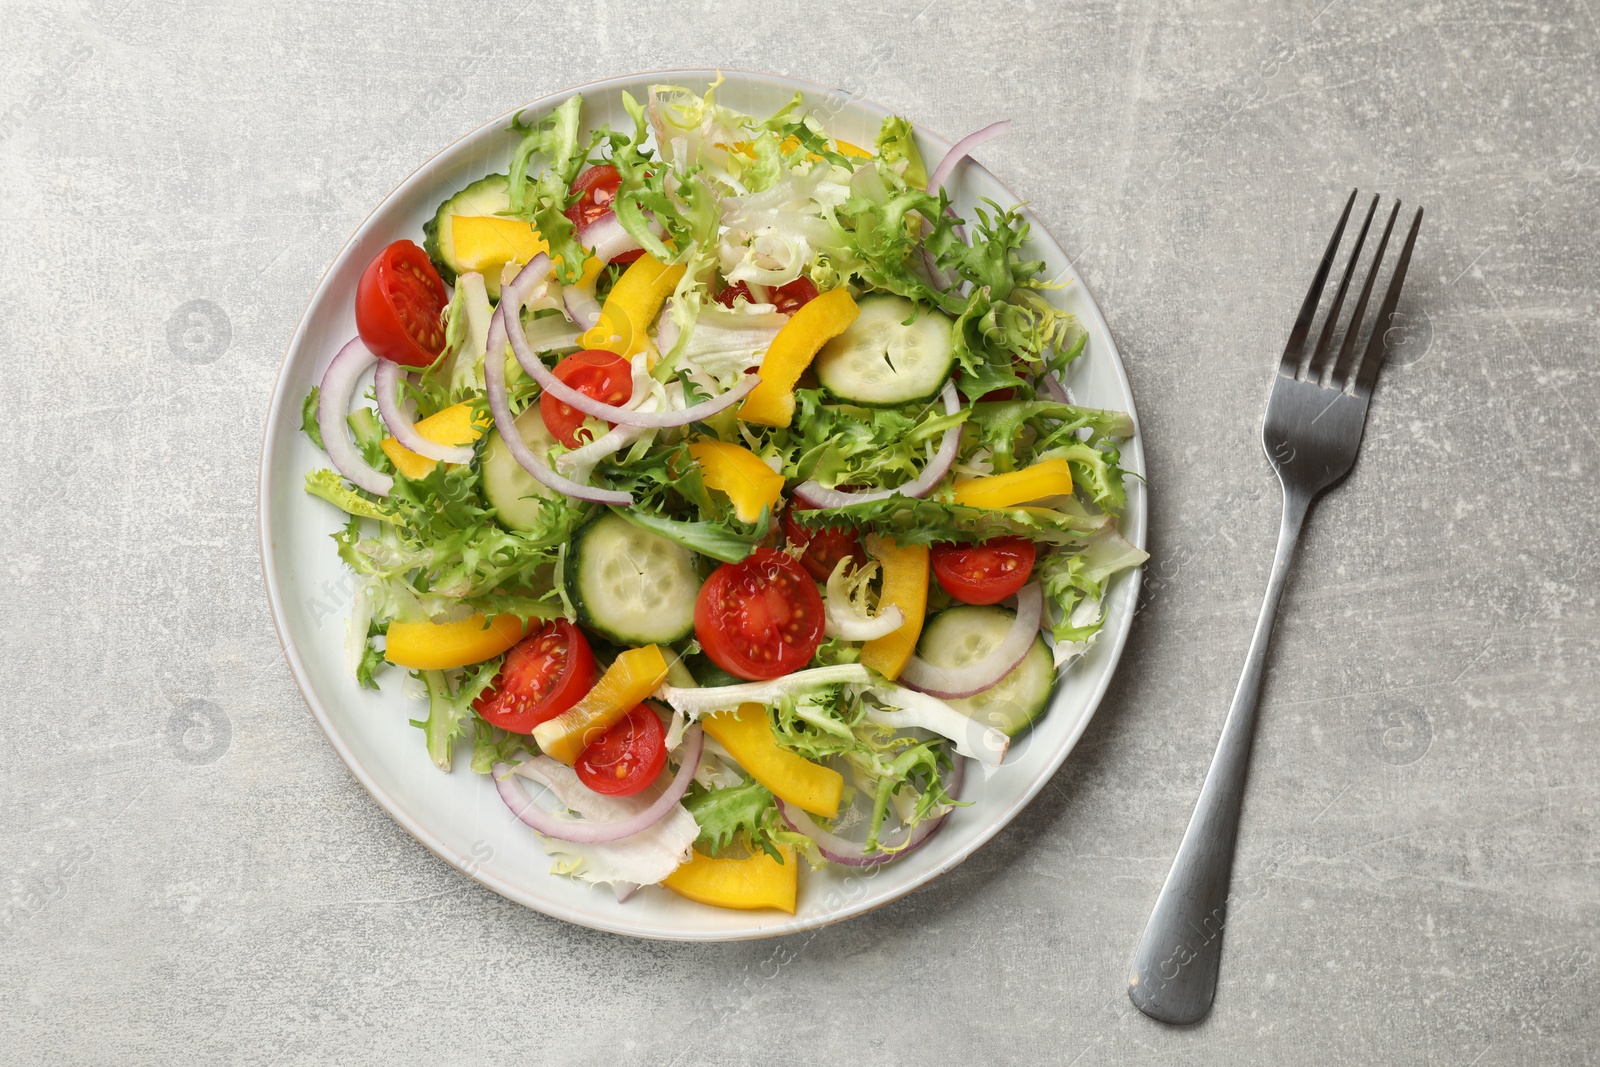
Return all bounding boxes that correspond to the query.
[301,80,1146,913]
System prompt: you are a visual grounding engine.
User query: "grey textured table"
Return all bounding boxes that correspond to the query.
[4,1,1597,1063]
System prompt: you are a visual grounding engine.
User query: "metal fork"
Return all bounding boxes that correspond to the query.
[1126,191,1424,1025]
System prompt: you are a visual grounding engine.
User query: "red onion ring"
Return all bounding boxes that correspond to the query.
[926,120,1012,195]
[317,337,393,496]
[918,245,954,292]
[927,120,1012,247]
[373,358,474,465]
[899,584,1043,699]
[504,281,763,428]
[484,257,633,506]
[777,756,965,866]
[1040,374,1074,404]
[792,381,961,507]
[492,725,704,845]
[579,213,642,266]
[562,283,602,331]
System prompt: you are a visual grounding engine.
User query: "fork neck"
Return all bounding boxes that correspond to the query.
[1254,484,1312,658]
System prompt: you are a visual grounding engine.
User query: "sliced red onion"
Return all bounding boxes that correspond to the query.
[563,283,602,331]
[926,120,1013,196]
[504,282,762,428]
[777,757,964,866]
[373,358,474,465]
[900,584,1043,699]
[1040,373,1074,404]
[927,120,1012,247]
[317,337,392,496]
[918,245,954,293]
[484,257,632,506]
[579,213,642,266]
[492,726,703,845]
[793,381,961,507]
[654,298,680,355]
[612,881,641,903]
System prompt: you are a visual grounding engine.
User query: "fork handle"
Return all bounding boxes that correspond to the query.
[1127,485,1311,1024]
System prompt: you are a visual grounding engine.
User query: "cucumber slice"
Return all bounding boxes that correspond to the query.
[422,173,513,297]
[814,294,955,406]
[916,605,1055,738]
[567,512,700,646]
[480,405,562,533]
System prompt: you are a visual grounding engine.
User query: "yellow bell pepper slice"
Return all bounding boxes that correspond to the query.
[662,844,797,913]
[686,440,784,523]
[379,402,487,480]
[731,136,872,162]
[532,644,669,764]
[573,253,605,289]
[578,253,684,360]
[739,287,860,427]
[450,215,549,277]
[384,613,527,670]
[951,457,1075,510]
[858,534,930,681]
[703,703,843,818]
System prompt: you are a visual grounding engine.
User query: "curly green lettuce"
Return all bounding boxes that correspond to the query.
[414,660,502,771]
[683,778,786,860]
[507,95,597,284]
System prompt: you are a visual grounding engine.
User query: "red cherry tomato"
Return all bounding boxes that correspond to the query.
[575,705,667,796]
[930,537,1038,605]
[695,548,826,680]
[781,503,867,583]
[769,277,818,315]
[355,240,449,367]
[715,278,817,313]
[472,620,596,734]
[538,349,634,448]
[714,281,756,308]
[566,164,643,265]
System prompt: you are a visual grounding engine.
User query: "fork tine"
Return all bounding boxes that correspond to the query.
[1329,199,1400,387]
[1350,206,1425,396]
[1307,194,1379,382]
[1280,188,1358,376]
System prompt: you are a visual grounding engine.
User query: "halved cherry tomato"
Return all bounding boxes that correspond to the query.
[695,548,826,680]
[355,240,449,367]
[575,704,667,796]
[715,281,756,308]
[770,277,818,315]
[472,619,596,734]
[930,537,1037,605]
[538,349,634,448]
[566,164,644,265]
[781,503,866,583]
[715,278,817,314]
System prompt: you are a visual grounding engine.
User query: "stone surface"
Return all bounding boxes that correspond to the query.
[3,0,1597,1063]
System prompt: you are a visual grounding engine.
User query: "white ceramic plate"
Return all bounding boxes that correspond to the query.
[258,70,1145,941]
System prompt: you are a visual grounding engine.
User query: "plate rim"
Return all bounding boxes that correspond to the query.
[257,68,1146,941]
